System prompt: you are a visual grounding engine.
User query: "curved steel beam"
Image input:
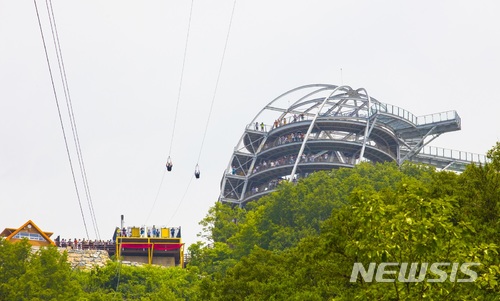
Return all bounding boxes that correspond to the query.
[289,85,352,180]
[357,88,371,162]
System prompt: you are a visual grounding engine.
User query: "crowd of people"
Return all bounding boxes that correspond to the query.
[247,178,285,195]
[116,225,181,239]
[53,226,182,250]
[269,131,306,147]
[251,152,332,175]
[229,151,336,178]
[54,237,114,250]
[252,113,308,133]
[273,113,306,129]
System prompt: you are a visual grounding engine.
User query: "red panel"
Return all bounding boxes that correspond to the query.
[153,243,183,251]
[121,243,152,249]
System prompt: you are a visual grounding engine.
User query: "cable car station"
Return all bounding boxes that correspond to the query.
[111,216,184,267]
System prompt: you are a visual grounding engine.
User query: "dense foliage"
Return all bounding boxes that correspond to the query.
[1,143,499,300]
[0,239,202,300]
[0,240,81,300]
[190,142,500,300]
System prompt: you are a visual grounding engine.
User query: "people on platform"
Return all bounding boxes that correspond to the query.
[56,225,182,251]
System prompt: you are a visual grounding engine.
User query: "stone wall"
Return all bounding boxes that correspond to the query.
[50,247,186,271]
[61,248,111,270]
[58,248,153,270]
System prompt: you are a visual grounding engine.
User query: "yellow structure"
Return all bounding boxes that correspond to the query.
[0,220,55,247]
[131,227,140,237]
[115,236,184,267]
[161,227,170,238]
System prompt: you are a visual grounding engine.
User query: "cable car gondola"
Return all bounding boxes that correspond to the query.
[166,156,173,171]
[194,164,200,179]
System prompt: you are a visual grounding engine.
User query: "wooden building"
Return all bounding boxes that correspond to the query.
[0,220,55,247]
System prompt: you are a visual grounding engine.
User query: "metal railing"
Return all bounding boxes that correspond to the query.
[418,146,488,163]
[371,103,459,126]
[262,135,395,158]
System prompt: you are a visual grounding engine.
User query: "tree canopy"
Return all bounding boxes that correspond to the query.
[1,143,499,300]
[190,146,500,300]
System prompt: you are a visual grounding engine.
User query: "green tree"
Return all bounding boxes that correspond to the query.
[227,163,433,258]
[458,146,500,245]
[77,261,201,300]
[486,141,500,171]
[0,239,82,300]
[198,201,246,244]
[207,160,499,300]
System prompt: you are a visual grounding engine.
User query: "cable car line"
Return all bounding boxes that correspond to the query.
[167,0,195,168]
[144,168,166,224]
[166,0,237,225]
[33,0,90,239]
[146,0,236,226]
[167,175,194,225]
[144,0,195,224]
[45,0,101,240]
[194,0,237,176]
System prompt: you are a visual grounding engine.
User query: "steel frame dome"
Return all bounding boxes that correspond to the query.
[219,84,487,206]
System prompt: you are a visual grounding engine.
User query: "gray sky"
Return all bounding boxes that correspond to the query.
[1,1,499,247]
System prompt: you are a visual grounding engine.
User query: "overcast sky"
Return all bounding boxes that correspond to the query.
[1,1,499,247]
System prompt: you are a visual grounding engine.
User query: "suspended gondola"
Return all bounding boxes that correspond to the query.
[194,164,200,179]
[166,156,173,171]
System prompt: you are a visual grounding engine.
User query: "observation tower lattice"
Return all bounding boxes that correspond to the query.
[219,84,487,206]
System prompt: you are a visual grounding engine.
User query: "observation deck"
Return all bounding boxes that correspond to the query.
[113,225,184,267]
[220,84,487,206]
[115,237,184,267]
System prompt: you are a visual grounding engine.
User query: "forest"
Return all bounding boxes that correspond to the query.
[1,143,499,300]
